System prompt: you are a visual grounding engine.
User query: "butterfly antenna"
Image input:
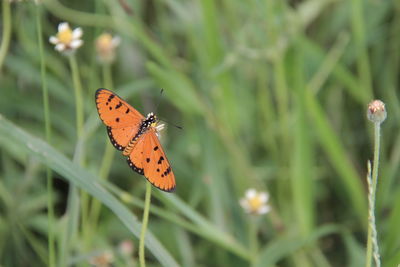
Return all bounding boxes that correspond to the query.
[172,123,183,130]
[154,88,164,113]
[159,118,183,130]
[155,89,183,130]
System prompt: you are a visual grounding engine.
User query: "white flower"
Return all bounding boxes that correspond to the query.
[49,22,83,54]
[239,188,270,215]
[95,33,121,64]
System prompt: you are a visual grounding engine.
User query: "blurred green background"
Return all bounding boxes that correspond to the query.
[0,0,399,266]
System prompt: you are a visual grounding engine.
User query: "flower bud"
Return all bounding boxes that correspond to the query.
[367,100,386,124]
[95,33,120,64]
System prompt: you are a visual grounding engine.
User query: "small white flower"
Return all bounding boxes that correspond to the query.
[49,22,83,54]
[95,33,121,64]
[240,188,271,215]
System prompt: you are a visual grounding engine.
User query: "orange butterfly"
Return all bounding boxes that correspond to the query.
[95,88,176,192]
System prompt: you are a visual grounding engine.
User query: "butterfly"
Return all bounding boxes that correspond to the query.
[95,88,176,192]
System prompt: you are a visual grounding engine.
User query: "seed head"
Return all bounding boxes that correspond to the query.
[367,100,387,124]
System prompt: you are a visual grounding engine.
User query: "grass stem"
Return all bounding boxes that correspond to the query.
[68,54,90,250]
[249,216,258,263]
[365,122,382,267]
[68,55,84,138]
[351,0,373,99]
[0,0,11,71]
[139,182,152,267]
[36,5,55,267]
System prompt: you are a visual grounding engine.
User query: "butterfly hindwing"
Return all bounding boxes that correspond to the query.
[107,126,137,151]
[143,130,175,191]
[127,129,176,192]
[126,135,145,175]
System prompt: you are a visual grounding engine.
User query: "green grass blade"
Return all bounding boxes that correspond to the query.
[305,91,367,225]
[156,192,251,261]
[0,114,179,267]
[255,224,341,267]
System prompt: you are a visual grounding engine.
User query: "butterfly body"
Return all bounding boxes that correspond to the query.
[122,112,157,156]
[95,88,176,192]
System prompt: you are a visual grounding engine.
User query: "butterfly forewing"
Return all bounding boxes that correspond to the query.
[95,88,144,128]
[96,88,144,150]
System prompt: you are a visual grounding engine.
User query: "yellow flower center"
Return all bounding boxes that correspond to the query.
[57,28,73,44]
[97,33,113,49]
[248,196,263,212]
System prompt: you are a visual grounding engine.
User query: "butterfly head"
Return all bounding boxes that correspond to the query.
[144,112,165,135]
[143,112,161,130]
[144,112,157,127]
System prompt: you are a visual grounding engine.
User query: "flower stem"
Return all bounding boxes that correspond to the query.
[0,0,11,71]
[68,55,84,138]
[365,123,382,267]
[139,182,152,267]
[249,216,258,263]
[36,5,55,267]
[68,54,89,250]
[102,63,113,89]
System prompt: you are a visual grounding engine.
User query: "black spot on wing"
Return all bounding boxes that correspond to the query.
[115,101,123,109]
[157,156,164,164]
[154,146,159,151]
[108,94,115,102]
[163,167,172,176]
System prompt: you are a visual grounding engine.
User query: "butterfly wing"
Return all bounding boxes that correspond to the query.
[127,129,176,192]
[95,88,144,150]
[96,88,175,192]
